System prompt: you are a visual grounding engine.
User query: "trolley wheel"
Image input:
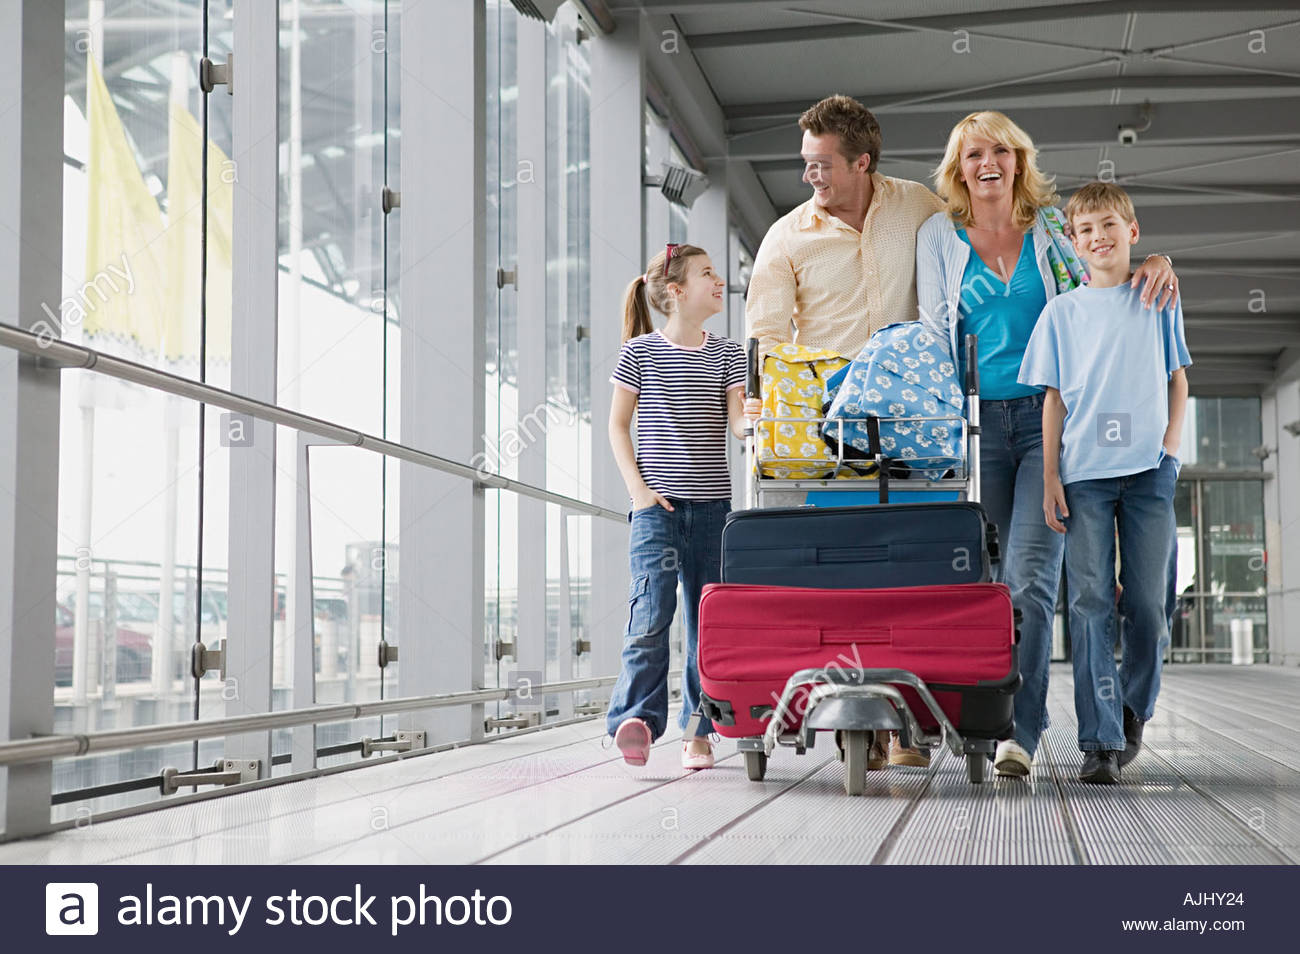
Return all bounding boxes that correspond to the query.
[842,730,869,796]
[744,751,768,781]
[966,752,987,784]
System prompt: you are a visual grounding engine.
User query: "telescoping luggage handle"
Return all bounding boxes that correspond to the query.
[745,337,761,439]
[963,333,981,505]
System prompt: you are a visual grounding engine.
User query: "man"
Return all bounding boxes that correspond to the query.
[744,95,943,770]
[745,94,944,359]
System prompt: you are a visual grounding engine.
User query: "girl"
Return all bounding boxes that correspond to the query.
[606,242,748,770]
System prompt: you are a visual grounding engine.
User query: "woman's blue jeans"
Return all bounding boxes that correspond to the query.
[605,498,729,741]
[980,394,1065,756]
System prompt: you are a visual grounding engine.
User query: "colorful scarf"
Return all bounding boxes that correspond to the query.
[1038,205,1089,293]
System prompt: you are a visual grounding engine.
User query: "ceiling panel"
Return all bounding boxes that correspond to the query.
[635,0,1299,390]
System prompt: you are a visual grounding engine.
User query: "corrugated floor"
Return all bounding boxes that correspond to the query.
[2,664,1298,865]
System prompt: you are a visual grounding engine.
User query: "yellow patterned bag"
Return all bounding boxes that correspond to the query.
[757,344,851,478]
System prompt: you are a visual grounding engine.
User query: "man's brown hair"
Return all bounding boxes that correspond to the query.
[799,95,882,173]
[1064,181,1137,230]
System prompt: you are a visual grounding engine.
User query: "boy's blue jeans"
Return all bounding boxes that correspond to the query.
[605,498,729,741]
[1063,457,1178,751]
[980,394,1066,756]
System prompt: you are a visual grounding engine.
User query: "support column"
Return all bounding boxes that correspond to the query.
[588,13,646,692]
[0,0,63,838]
[224,0,279,772]
[1265,381,1300,664]
[398,0,487,745]
[688,173,741,502]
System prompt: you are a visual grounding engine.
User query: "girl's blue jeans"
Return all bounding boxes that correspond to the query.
[980,393,1066,757]
[605,498,729,741]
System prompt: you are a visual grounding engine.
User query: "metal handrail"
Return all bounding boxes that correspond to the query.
[0,322,624,522]
[0,674,634,768]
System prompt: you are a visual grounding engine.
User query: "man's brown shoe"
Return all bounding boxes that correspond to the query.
[888,733,931,768]
[868,732,890,770]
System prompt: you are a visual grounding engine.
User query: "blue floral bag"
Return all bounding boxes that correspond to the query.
[821,322,965,479]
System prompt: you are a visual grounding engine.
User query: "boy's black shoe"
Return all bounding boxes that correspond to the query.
[1119,705,1144,768]
[1079,750,1121,784]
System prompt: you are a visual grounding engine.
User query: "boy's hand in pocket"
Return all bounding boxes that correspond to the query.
[1044,476,1069,534]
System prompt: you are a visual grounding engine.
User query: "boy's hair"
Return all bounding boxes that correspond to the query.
[621,243,709,342]
[799,95,882,173]
[1064,181,1137,230]
[933,110,1057,231]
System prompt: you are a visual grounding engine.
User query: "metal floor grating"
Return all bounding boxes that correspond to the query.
[3,666,1299,865]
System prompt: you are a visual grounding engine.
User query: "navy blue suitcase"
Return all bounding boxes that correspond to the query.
[720,503,997,589]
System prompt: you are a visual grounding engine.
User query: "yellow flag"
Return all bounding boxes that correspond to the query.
[164,98,233,367]
[82,55,168,360]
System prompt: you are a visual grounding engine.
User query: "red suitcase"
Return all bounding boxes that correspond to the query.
[697,582,1019,786]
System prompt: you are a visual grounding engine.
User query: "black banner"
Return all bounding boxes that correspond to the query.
[3,865,1295,952]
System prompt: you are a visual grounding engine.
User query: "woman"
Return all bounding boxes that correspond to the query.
[915,110,1179,777]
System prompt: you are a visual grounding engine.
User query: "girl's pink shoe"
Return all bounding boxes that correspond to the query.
[681,738,714,770]
[614,718,653,766]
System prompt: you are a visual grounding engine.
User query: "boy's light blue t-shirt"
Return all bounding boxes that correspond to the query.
[1018,282,1191,485]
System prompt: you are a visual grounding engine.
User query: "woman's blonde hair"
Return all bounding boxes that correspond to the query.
[933,111,1057,231]
[621,243,708,342]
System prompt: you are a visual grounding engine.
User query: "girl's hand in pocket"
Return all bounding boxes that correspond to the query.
[631,487,673,512]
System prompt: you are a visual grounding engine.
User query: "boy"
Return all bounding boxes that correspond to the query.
[1018,181,1190,784]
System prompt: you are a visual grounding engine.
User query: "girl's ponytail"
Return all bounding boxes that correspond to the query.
[621,275,654,343]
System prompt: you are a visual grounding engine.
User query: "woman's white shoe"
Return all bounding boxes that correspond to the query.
[994,739,1032,777]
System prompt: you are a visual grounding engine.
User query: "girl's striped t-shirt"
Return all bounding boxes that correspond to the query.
[611,329,746,500]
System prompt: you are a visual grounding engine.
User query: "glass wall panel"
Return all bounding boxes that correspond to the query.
[283,443,392,765]
[545,8,593,706]
[53,0,231,819]
[273,0,400,764]
[1181,396,1263,471]
[1203,480,1268,662]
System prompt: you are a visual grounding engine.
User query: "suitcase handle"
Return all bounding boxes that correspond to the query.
[964,333,980,396]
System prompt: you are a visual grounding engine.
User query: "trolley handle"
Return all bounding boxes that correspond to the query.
[745,337,761,438]
[746,337,761,398]
[964,333,980,397]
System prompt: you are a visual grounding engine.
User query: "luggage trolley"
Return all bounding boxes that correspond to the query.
[698,334,1021,792]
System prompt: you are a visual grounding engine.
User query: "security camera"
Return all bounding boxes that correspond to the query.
[1283,420,1300,437]
[645,162,710,209]
[1117,102,1153,147]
